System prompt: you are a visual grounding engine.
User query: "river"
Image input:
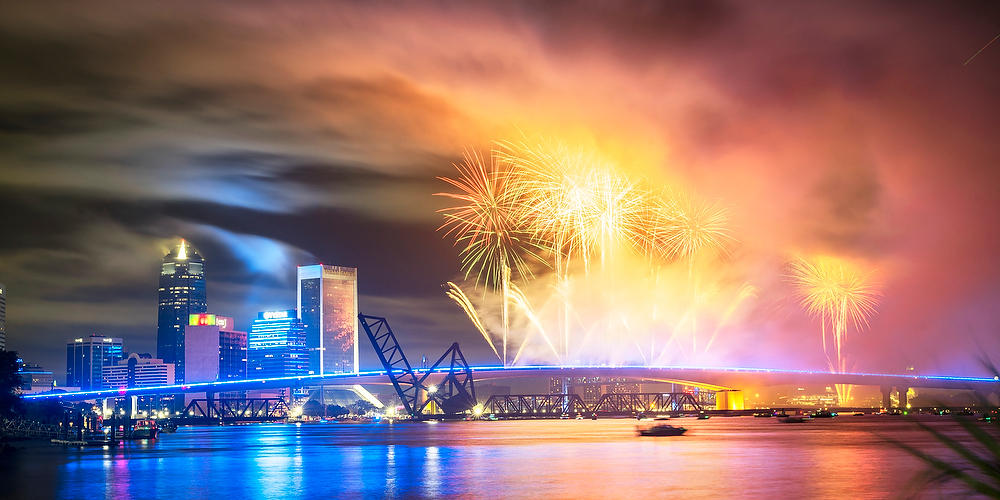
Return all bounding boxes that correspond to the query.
[1,416,983,498]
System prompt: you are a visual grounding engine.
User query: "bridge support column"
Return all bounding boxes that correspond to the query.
[715,390,744,410]
[898,387,908,410]
[206,391,215,419]
[881,386,892,409]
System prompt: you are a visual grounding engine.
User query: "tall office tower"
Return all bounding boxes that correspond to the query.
[0,282,6,351]
[156,239,207,383]
[184,313,247,383]
[66,334,124,390]
[297,265,358,375]
[247,310,308,378]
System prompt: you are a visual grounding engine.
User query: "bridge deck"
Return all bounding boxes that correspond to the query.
[24,365,1000,402]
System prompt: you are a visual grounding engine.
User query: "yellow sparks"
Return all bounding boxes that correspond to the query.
[444,281,500,362]
[789,255,880,403]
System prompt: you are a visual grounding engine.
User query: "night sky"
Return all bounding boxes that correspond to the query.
[1,1,998,380]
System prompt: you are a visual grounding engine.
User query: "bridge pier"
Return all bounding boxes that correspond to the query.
[206,391,215,419]
[715,390,744,410]
[898,387,909,409]
[881,386,892,409]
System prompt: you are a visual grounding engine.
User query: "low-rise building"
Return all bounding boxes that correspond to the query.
[102,353,175,389]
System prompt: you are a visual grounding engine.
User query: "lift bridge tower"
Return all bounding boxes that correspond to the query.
[359,314,477,418]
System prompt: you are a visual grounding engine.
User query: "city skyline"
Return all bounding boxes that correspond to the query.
[1,4,997,497]
[0,1,998,382]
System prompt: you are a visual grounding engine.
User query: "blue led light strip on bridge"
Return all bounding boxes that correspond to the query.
[22,364,999,400]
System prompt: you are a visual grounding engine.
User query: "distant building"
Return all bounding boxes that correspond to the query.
[66,335,124,390]
[297,265,358,375]
[566,376,640,403]
[17,358,55,392]
[607,377,642,394]
[0,282,6,351]
[248,310,308,379]
[549,377,565,394]
[184,313,247,383]
[103,353,175,389]
[156,239,207,383]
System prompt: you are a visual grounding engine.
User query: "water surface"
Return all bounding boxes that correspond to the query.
[1,416,979,498]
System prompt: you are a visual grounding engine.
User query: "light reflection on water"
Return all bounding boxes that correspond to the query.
[1,417,978,498]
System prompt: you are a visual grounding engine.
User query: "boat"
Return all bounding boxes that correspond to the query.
[590,413,598,420]
[778,415,811,423]
[753,412,773,418]
[653,416,671,421]
[51,438,112,447]
[638,424,687,437]
[128,419,160,439]
[811,410,836,418]
[697,413,711,420]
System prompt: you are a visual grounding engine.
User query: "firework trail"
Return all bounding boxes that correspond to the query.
[789,255,880,404]
[508,282,561,364]
[445,281,500,362]
[703,283,757,353]
[661,194,732,356]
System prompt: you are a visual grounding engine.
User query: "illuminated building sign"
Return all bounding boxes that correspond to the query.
[261,310,292,320]
[189,313,217,326]
[216,316,231,330]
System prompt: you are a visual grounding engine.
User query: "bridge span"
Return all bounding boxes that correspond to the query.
[23,364,1000,404]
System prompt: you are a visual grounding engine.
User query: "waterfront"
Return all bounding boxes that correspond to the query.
[1,416,978,499]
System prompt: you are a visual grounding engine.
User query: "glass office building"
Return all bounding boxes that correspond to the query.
[297,265,358,374]
[66,334,124,390]
[247,310,308,379]
[156,239,207,383]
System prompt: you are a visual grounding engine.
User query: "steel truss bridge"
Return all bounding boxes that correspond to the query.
[182,398,290,422]
[24,313,1000,418]
[483,392,704,418]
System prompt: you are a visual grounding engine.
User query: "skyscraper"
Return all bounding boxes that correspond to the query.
[297,265,358,374]
[156,239,207,383]
[247,310,308,378]
[0,282,6,351]
[66,334,124,390]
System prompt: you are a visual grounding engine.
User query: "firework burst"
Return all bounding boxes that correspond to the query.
[435,150,542,289]
[439,140,741,367]
[789,255,880,403]
[436,150,546,365]
[662,195,732,265]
